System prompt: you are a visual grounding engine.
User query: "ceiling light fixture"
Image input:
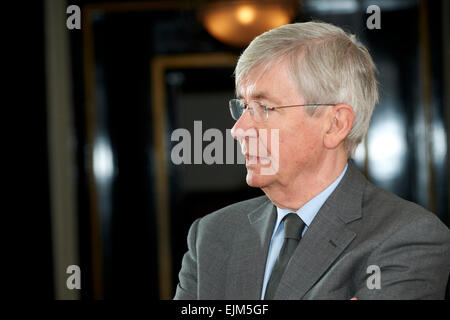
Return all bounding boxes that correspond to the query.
[198,0,298,47]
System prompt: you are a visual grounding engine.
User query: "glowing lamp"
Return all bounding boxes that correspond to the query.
[199,1,297,47]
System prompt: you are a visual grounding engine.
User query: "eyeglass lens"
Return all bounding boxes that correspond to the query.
[230,100,266,122]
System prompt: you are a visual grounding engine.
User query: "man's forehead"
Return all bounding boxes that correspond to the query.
[236,81,256,100]
[236,59,288,103]
[237,62,276,98]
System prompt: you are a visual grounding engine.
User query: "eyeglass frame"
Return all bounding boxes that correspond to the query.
[229,98,337,122]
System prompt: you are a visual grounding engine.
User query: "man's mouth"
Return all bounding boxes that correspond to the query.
[245,154,271,165]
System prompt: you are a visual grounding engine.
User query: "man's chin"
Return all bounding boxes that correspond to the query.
[245,170,272,188]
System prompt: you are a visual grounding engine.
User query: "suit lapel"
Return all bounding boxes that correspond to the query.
[275,161,365,299]
[226,199,276,299]
[275,203,357,299]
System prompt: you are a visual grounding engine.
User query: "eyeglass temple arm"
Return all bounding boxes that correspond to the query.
[267,103,337,110]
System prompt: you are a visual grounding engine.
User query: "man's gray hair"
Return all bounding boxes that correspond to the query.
[235,21,378,156]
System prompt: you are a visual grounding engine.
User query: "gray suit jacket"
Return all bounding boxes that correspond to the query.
[174,161,450,299]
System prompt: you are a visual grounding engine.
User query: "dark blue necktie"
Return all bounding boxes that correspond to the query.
[264,213,305,300]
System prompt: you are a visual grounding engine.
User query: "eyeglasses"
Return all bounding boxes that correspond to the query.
[229,99,336,122]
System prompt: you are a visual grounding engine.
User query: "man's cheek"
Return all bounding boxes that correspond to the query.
[260,129,280,175]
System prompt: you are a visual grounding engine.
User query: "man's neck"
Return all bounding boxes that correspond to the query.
[262,156,348,211]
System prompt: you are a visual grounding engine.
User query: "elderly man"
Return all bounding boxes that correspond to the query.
[174,22,450,300]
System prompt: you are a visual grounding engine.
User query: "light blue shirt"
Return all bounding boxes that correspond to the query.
[260,163,348,299]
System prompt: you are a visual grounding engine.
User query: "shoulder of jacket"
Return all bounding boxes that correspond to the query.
[199,194,270,226]
[362,183,450,241]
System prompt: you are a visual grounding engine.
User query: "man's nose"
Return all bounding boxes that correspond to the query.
[231,109,257,140]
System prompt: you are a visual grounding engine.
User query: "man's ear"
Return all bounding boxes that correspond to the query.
[323,104,354,150]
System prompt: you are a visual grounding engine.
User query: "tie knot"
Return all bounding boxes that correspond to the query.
[283,213,305,240]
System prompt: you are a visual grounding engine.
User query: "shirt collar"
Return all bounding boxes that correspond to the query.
[275,162,348,231]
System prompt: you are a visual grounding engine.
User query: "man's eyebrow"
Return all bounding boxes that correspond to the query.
[251,92,269,100]
[236,92,280,104]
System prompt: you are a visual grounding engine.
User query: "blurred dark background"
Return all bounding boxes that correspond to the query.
[17,0,449,299]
